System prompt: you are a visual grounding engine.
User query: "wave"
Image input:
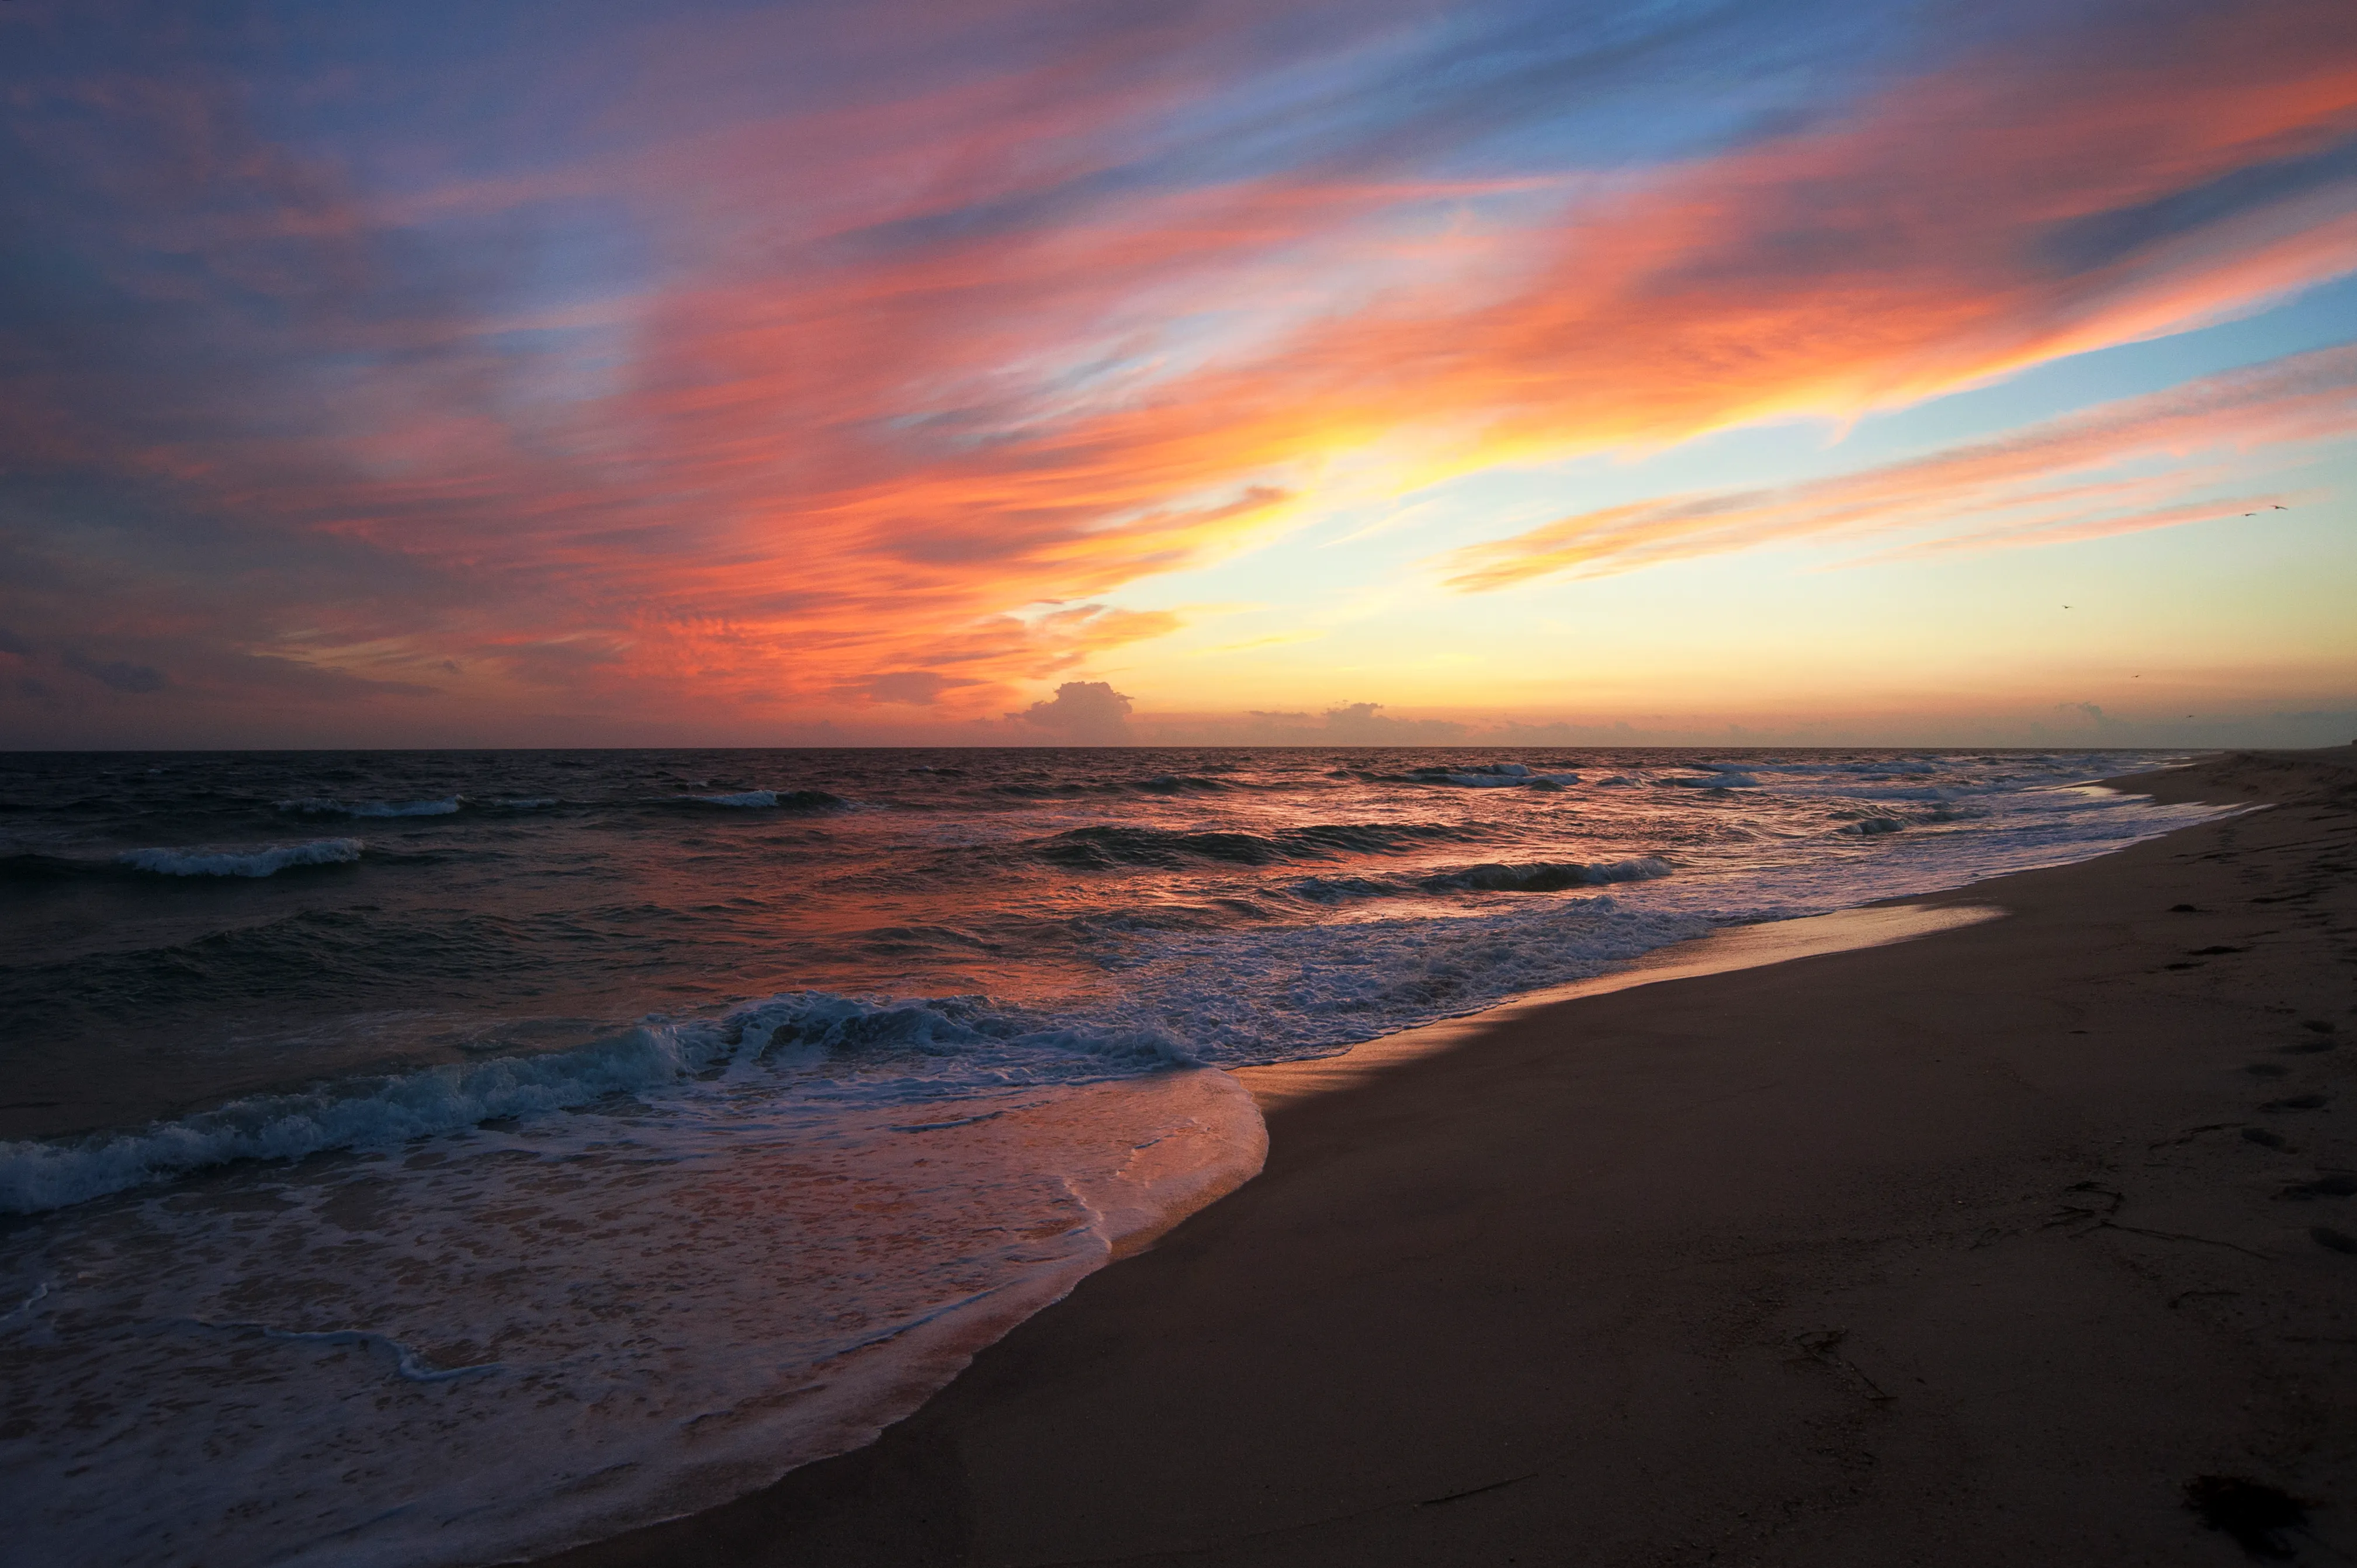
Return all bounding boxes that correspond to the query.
[1832,759,1941,777]
[680,789,846,810]
[991,781,1097,797]
[1424,856,1673,892]
[990,773,1232,799]
[0,868,1696,1213]
[116,838,363,878]
[1281,875,1400,904]
[1115,895,1714,1053]
[1134,774,1232,793]
[1826,796,1983,834]
[1288,855,1672,901]
[279,797,462,817]
[1322,762,1580,789]
[1836,784,1967,802]
[1035,820,1483,869]
[0,991,1194,1215]
[1407,762,1582,789]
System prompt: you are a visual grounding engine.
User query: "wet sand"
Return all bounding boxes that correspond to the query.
[533,747,2357,1567]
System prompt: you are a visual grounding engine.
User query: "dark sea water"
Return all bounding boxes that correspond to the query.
[0,746,2224,1565]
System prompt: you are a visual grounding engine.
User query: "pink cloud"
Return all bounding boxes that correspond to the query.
[1440,343,2357,589]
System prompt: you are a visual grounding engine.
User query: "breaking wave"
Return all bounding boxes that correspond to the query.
[990,773,1235,799]
[1424,855,1673,892]
[0,991,1196,1215]
[278,797,461,818]
[116,839,364,878]
[1409,762,1583,789]
[1287,855,1673,902]
[1035,820,1484,869]
[680,789,847,810]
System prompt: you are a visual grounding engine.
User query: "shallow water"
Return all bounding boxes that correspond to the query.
[0,746,2222,1564]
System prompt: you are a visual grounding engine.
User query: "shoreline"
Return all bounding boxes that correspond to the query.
[533,746,2357,1567]
[1232,902,2008,1115]
[1235,748,2244,1115]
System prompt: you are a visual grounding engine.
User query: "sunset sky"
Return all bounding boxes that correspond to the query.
[4,0,2354,748]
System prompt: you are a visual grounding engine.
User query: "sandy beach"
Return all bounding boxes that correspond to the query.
[535,747,2357,1567]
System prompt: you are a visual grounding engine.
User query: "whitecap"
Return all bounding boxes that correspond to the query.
[117,839,362,878]
[278,797,461,817]
[0,992,1197,1215]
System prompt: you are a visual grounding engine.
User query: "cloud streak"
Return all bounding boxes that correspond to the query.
[1440,341,2357,588]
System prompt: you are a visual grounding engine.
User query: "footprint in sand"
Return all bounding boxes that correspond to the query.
[2185,1476,2313,1557]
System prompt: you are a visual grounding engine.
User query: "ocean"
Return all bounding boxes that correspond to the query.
[0,746,2227,1565]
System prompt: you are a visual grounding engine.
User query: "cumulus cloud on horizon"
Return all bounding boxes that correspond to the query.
[1008,681,1135,743]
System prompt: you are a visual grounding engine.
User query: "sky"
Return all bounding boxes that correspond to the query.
[2,0,2355,750]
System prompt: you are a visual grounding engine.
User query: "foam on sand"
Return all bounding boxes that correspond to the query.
[0,1070,1266,1568]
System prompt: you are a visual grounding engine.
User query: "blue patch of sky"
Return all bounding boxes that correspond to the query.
[873,0,1967,430]
[1811,273,2357,464]
[829,0,1941,272]
[1131,0,1934,191]
[1379,0,1929,179]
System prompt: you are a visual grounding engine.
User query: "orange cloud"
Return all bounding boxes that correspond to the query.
[488,0,2357,689]
[1440,342,2357,588]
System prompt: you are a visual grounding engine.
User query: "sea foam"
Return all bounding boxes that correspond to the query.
[1287,855,1674,901]
[0,992,1198,1215]
[1,1070,1266,1568]
[683,789,847,810]
[117,838,362,877]
[1406,762,1583,788]
[0,884,1703,1215]
[278,797,462,817]
[1426,855,1673,892]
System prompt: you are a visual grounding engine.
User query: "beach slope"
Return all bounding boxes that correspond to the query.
[536,747,2357,1567]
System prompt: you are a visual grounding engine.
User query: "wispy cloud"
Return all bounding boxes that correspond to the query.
[1439,341,2357,589]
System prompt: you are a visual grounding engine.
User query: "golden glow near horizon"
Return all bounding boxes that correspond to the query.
[2,0,2354,747]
